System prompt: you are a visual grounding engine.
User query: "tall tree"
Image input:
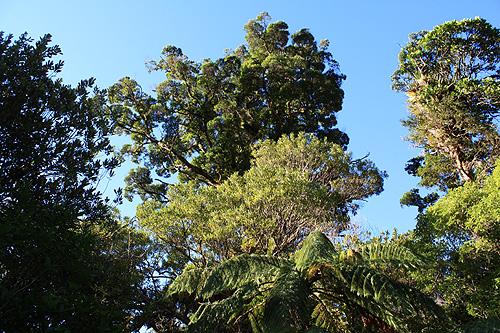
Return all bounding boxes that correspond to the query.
[392,18,500,194]
[107,12,347,201]
[137,133,386,266]
[0,32,130,331]
[390,17,500,329]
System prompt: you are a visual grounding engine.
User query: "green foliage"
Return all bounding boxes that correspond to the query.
[199,255,291,300]
[392,18,500,329]
[392,17,500,193]
[137,133,386,267]
[107,12,348,200]
[166,231,447,332]
[458,318,500,333]
[0,32,145,331]
[293,230,337,274]
[407,160,500,323]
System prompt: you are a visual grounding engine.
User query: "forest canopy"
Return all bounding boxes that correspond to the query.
[2,12,500,333]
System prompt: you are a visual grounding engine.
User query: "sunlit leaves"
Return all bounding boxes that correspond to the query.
[137,133,386,266]
[393,18,500,189]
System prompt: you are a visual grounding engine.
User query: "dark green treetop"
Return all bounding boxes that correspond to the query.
[107,12,347,201]
[0,32,125,331]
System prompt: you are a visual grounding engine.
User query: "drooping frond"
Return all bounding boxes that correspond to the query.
[262,268,310,332]
[335,265,416,314]
[166,267,208,298]
[248,296,266,333]
[344,291,408,332]
[356,243,426,269]
[310,296,348,332]
[199,253,290,299]
[293,230,336,274]
[188,283,259,332]
[321,264,446,332]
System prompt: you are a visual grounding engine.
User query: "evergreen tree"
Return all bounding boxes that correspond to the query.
[107,12,348,201]
[0,32,136,331]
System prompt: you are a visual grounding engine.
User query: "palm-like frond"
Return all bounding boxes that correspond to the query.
[355,243,426,269]
[335,265,415,312]
[167,267,207,298]
[199,253,290,299]
[188,283,259,332]
[318,263,446,332]
[311,296,349,332]
[293,230,337,275]
[262,268,310,332]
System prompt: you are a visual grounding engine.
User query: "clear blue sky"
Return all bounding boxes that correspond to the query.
[2,0,500,233]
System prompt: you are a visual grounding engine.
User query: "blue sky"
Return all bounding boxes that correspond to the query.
[2,0,500,233]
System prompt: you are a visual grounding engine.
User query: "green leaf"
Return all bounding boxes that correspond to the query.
[189,283,258,331]
[356,243,426,269]
[199,254,290,299]
[167,267,207,298]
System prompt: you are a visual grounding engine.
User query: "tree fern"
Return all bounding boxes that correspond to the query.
[316,262,446,332]
[356,243,426,269]
[188,283,258,331]
[293,230,337,275]
[311,296,349,332]
[165,231,449,332]
[167,267,208,298]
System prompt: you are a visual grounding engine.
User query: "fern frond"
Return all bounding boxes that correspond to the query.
[262,268,310,332]
[310,297,347,332]
[199,253,290,299]
[188,283,258,332]
[248,297,265,333]
[350,295,408,333]
[337,265,416,313]
[166,267,207,298]
[293,230,336,274]
[356,243,426,269]
[322,264,446,332]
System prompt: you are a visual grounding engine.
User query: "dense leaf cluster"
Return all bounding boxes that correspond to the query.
[0,32,152,331]
[4,13,500,333]
[107,12,347,201]
[137,133,386,266]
